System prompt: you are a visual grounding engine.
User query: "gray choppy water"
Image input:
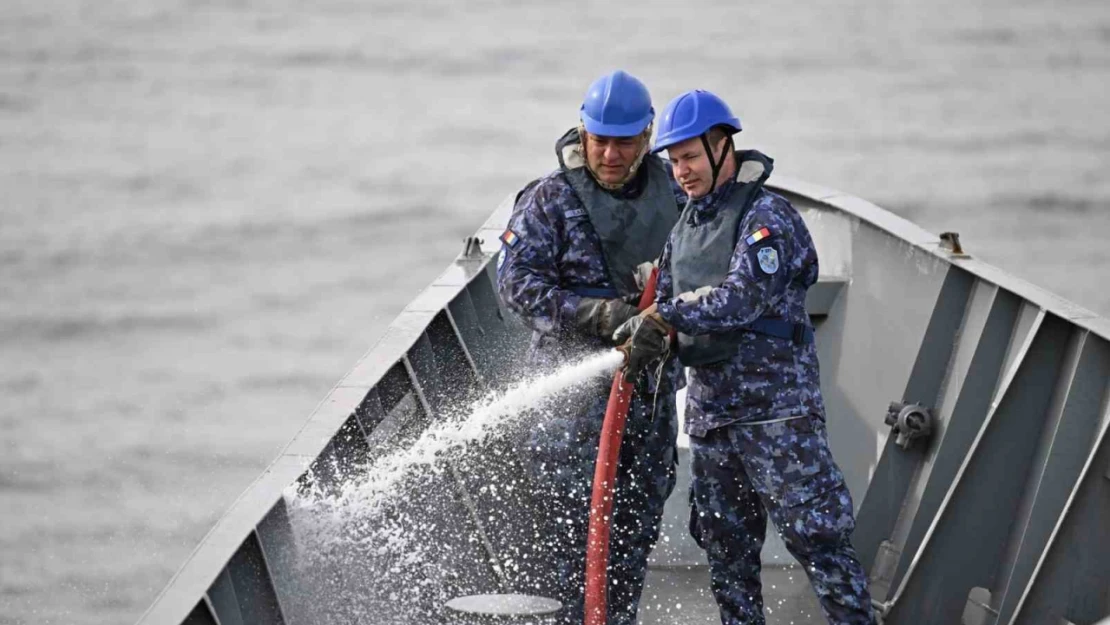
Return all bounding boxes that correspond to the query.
[1,0,1108,623]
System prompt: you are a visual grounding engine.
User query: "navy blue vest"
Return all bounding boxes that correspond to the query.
[669,152,812,366]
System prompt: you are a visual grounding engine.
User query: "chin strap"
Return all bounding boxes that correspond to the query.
[699,133,734,193]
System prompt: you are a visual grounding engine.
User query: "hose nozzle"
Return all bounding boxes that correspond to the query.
[614,344,632,366]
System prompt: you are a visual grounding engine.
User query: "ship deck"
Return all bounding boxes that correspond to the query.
[640,565,822,625]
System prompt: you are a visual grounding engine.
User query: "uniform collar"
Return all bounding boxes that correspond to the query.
[684,150,773,224]
[556,127,649,198]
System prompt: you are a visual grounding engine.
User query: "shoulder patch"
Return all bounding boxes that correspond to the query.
[745,227,773,246]
[500,229,522,250]
[756,247,779,274]
[564,207,588,220]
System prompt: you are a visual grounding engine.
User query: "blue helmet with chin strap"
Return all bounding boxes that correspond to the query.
[651,89,741,154]
[580,70,654,137]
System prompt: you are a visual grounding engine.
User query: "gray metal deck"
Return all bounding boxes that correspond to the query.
[640,566,822,625]
[141,177,1110,625]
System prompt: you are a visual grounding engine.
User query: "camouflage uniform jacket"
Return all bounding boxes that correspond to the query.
[497,131,684,390]
[656,157,825,435]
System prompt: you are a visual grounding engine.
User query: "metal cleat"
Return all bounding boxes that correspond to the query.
[885,401,935,450]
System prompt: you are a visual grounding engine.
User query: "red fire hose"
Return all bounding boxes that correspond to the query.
[583,269,658,625]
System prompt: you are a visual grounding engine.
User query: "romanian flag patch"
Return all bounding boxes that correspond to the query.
[745,227,772,246]
[501,229,521,249]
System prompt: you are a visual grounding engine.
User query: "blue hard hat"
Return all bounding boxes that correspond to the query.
[579,70,654,137]
[651,90,742,153]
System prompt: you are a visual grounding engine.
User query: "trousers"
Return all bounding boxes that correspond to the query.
[689,416,875,625]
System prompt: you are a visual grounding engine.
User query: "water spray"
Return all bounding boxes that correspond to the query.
[288,348,629,623]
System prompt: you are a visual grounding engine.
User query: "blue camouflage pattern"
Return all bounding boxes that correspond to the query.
[689,417,875,624]
[527,384,677,625]
[656,178,825,437]
[498,158,683,363]
[496,138,684,623]
[497,166,609,350]
[497,148,686,391]
[656,158,873,624]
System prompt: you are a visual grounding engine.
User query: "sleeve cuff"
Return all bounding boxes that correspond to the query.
[559,294,582,328]
[657,300,680,326]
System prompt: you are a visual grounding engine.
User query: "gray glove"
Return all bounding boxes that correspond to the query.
[575,297,640,341]
[613,313,672,377]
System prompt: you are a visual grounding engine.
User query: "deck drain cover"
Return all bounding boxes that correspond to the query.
[444,594,561,623]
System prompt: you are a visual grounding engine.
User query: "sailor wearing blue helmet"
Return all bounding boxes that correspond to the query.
[496,71,684,625]
[615,90,876,625]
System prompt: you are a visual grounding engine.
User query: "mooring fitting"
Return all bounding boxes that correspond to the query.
[884,401,934,450]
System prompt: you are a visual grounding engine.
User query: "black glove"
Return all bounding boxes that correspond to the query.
[575,297,640,340]
[612,313,671,377]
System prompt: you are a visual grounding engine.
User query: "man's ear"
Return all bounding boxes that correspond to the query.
[714,134,730,158]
